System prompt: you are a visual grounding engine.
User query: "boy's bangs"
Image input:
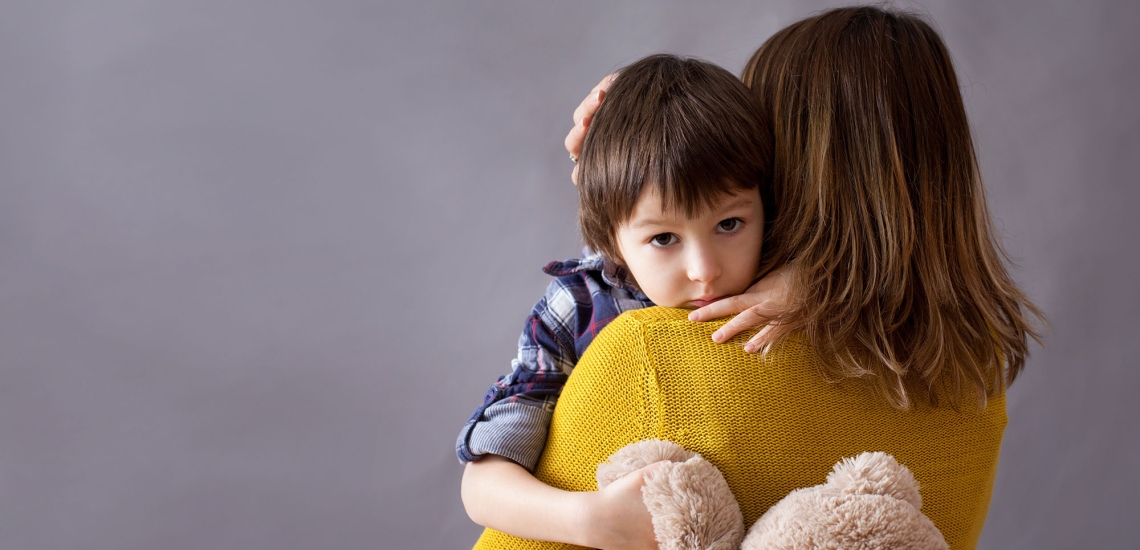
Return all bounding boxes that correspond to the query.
[603,139,760,227]
[610,90,766,221]
[648,131,760,218]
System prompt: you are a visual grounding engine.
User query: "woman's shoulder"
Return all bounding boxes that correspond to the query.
[602,306,813,352]
[614,305,688,323]
[574,307,1007,549]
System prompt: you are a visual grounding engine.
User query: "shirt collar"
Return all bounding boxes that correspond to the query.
[543,252,643,295]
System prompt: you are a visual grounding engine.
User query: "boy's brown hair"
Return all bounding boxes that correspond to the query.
[577,54,774,265]
[741,6,1045,408]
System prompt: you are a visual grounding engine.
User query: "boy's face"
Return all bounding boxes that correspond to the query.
[616,186,764,309]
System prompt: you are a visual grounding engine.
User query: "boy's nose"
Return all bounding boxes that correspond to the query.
[686,246,722,283]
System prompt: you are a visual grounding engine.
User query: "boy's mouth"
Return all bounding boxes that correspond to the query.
[688,296,724,308]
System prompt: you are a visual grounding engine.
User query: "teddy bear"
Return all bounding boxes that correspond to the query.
[595,439,948,550]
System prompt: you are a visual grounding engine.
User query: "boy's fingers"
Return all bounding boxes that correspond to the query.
[691,294,781,323]
[641,460,669,481]
[743,324,775,354]
[711,307,771,343]
[688,295,749,322]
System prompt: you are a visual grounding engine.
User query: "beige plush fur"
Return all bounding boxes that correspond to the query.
[598,440,745,550]
[598,441,947,550]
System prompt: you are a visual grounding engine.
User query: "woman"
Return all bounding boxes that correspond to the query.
[468,7,1043,549]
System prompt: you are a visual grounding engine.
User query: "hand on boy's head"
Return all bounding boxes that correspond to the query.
[688,264,793,353]
[566,73,617,185]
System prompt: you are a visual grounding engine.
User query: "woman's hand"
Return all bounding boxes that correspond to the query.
[566,73,618,185]
[579,461,663,550]
[688,265,793,353]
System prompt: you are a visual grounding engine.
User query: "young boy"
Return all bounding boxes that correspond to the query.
[457,54,774,546]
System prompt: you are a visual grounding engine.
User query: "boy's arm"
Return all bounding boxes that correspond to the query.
[456,278,583,539]
[461,457,587,545]
[461,456,659,550]
[456,277,582,470]
[458,269,658,548]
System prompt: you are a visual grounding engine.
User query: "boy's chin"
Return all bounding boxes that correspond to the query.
[652,302,699,310]
[651,299,699,310]
[647,295,725,310]
[669,302,707,311]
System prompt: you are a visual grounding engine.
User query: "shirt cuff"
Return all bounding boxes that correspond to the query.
[456,401,553,472]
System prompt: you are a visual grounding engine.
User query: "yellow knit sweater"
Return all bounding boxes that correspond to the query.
[473,307,1006,550]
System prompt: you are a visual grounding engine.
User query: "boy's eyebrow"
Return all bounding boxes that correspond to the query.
[627,194,758,230]
[627,217,679,230]
[715,195,758,212]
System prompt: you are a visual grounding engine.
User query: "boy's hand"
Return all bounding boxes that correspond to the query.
[565,73,618,185]
[580,461,662,550]
[688,265,793,353]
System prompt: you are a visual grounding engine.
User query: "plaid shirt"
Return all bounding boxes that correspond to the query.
[456,253,654,471]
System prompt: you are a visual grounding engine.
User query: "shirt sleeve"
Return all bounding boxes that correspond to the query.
[456,276,586,472]
[470,311,658,550]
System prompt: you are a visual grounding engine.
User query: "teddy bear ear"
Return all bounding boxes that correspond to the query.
[596,439,697,488]
[825,452,923,510]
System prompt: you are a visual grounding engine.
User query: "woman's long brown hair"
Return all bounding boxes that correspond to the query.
[742,6,1045,408]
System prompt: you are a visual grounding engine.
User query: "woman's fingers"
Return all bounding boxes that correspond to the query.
[565,90,603,157]
[564,116,589,159]
[592,72,618,93]
[566,73,617,157]
[566,90,602,186]
[578,72,617,120]
[566,74,617,185]
[572,90,602,129]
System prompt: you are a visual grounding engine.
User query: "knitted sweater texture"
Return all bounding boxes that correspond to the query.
[472,307,1006,550]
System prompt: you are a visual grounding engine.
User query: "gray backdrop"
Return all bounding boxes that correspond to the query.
[2,1,1137,549]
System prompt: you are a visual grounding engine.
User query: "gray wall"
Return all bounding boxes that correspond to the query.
[2,1,1136,549]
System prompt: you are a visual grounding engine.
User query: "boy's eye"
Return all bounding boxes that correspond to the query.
[717,218,743,232]
[650,233,678,247]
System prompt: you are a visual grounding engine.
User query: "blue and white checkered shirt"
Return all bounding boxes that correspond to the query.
[456,253,654,471]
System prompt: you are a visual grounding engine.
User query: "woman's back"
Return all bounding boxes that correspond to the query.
[473,307,1006,550]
